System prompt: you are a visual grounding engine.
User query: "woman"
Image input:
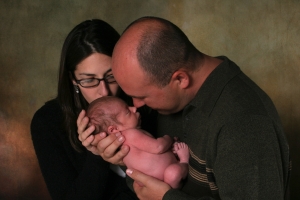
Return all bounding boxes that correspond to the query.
[31,19,138,200]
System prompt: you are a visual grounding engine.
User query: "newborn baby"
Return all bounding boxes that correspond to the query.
[87,96,189,189]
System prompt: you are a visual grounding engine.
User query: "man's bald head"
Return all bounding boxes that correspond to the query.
[115,16,203,87]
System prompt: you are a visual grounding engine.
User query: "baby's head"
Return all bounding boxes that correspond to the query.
[87,96,141,135]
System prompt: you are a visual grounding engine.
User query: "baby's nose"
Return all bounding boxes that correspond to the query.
[130,106,137,113]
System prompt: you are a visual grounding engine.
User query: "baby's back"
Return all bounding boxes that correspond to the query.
[121,128,178,181]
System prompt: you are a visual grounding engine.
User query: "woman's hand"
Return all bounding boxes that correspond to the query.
[77,110,102,155]
[77,110,129,165]
[96,132,129,165]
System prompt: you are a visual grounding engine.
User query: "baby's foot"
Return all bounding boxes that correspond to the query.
[172,141,179,154]
[174,142,189,163]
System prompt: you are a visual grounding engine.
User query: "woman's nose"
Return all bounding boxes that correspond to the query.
[98,80,109,97]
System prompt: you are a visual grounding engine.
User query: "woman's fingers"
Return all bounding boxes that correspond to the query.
[96,133,128,165]
[77,110,128,164]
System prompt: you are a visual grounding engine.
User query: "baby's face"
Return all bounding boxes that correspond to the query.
[116,102,141,130]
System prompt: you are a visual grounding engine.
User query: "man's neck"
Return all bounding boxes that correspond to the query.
[189,55,223,99]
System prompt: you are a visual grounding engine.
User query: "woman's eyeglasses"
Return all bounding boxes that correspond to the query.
[75,75,117,88]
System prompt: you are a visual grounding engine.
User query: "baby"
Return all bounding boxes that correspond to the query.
[87,96,190,189]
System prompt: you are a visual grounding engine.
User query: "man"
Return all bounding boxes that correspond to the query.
[78,16,290,199]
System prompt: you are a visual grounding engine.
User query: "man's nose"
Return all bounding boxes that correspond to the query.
[132,98,145,108]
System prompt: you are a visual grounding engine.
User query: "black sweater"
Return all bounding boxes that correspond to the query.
[31,99,138,200]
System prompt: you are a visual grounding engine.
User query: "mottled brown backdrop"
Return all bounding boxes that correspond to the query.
[0,0,299,199]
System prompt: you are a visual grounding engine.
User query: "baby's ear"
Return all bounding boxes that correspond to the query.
[107,125,118,134]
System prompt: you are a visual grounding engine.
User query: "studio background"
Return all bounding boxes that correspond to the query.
[0,0,299,199]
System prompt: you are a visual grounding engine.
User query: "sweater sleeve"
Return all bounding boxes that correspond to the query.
[30,101,111,200]
[163,189,213,200]
[163,115,288,200]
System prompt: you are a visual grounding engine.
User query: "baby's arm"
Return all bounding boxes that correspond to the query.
[124,129,173,154]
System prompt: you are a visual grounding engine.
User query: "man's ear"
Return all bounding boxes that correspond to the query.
[107,125,119,134]
[170,70,190,89]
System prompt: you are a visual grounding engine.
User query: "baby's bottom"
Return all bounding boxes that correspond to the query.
[164,142,189,189]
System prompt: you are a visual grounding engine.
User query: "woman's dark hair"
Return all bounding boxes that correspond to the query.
[57,19,120,152]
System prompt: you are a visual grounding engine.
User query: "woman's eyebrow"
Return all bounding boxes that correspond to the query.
[104,69,112,76]
[78,69,112,76]
[78,73,95,76]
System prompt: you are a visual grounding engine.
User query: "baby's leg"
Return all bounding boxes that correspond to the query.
[164,142,190,189]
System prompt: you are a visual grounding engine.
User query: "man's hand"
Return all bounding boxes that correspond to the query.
[126,168,171,200]
[77,110,129,165]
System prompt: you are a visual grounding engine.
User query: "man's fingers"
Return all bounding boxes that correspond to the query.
[126,168,149,184]
[126,168,170,188]
[127,168,171,200]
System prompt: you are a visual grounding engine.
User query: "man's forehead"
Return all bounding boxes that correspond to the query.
[112,40,139,71]
[120,79,148,95]
[115,25,142,50]
[111,24,156,97]
[117,72,152,97]
[112,47,148,82]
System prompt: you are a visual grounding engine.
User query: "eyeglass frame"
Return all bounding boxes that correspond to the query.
[74,74,117,88]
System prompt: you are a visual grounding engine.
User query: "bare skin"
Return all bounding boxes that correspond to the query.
[122,129,189,189]
[87,97,190,189]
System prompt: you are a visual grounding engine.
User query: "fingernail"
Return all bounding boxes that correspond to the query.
[118,136,124,142]
[115,132,121,137]
[100,132,106,137]
[126,169,133,175]
[121,145,129,151]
